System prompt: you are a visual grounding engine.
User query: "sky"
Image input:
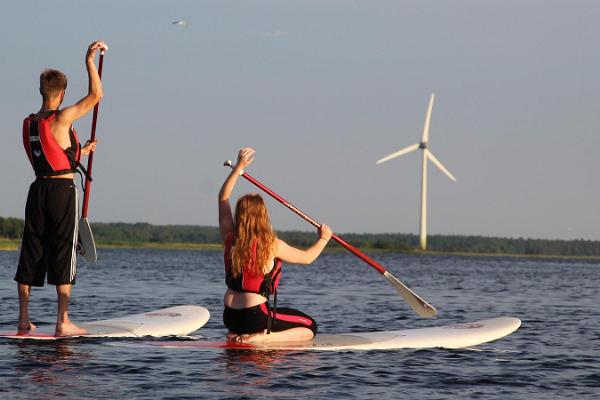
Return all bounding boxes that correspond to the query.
[1,1,598,241]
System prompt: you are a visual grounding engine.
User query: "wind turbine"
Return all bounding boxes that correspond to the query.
[376,93,456,250]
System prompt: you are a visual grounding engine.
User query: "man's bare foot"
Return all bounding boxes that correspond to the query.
[17,321,36,334]
[55,321,88,337]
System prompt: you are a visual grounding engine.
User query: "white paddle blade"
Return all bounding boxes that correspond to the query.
[426,150,456,182]
[376,143,420,164]
[78,218,97,262]
[384,271,438,317]
[421,93,435,143]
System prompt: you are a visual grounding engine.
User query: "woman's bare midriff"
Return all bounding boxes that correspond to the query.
[45,173,75,179]
[223,288,267,309]
[223,254,274,309]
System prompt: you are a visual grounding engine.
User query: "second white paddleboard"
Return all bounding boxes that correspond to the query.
[0,305,210,340]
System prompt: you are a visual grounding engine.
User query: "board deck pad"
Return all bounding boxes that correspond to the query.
[0,305,210,340]
[148,316,521,351]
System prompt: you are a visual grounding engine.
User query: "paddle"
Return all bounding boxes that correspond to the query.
[78,51,105,263]
[223,160,438,318]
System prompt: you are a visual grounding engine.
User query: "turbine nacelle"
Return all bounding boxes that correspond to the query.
[376,93,455,181]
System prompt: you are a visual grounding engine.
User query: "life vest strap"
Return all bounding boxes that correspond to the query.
[265,288,278,335]
[75,161,93,192]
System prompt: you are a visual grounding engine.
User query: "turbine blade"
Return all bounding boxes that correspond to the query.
[426,150,457,181]
[421,93,435,143]
[376,143,420,164]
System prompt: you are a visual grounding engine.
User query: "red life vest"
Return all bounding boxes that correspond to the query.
[22,111,81,177]
[224,234,282,298]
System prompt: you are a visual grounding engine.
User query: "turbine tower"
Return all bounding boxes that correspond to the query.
[376,93,456,250]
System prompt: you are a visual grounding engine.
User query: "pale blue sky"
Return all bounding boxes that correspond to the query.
[1,1,598,240]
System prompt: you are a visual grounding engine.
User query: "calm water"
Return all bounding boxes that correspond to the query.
[1,249,598,399]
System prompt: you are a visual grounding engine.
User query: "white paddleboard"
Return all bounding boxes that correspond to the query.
[149,316,520,351]
[0,305,210,340]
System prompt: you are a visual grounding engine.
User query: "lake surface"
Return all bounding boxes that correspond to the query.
[1,249,598,399]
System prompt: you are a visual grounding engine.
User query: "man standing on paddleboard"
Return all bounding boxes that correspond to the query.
[15,40,107,336]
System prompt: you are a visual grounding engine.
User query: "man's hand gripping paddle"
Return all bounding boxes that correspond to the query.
[78,51,105,262]
[223,160,437,318]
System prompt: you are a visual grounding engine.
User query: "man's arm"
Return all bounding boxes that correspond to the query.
[56,41,107,126]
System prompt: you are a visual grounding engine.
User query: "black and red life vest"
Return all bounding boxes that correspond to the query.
[22,111,81,177]
[224,234,283,298]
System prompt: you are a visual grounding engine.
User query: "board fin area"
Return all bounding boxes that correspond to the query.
[0,305,210,340]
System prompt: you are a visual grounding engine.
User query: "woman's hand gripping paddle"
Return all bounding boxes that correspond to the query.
[223,160,438,318]
[78,51,105,263]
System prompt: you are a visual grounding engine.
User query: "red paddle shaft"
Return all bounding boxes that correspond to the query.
[81,52,104,218]
[223,160,437,317]
[225,161,386,275]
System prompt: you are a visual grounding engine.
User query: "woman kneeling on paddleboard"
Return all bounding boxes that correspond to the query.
[219,147,332,343]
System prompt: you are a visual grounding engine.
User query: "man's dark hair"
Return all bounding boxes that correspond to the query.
[40,69,67,98]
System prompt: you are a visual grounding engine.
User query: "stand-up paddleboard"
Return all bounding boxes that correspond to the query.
[0,305,210,340]
[148,316,520,351]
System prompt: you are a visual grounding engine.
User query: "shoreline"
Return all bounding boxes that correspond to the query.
[0,240,222,251]
[1,239,599,260]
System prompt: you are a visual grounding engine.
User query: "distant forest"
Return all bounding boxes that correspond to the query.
[1,216,599,257]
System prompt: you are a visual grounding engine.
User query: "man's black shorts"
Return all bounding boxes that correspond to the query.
[15,178,79,286]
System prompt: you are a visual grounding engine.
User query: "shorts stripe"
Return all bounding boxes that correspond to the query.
[259,303,313,327]
[69,186,78,282]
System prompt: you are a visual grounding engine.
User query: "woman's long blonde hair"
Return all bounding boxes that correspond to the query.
[231,194,277,277]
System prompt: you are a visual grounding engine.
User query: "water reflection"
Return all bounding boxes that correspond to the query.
[220,348,286,370]
[215,349,321,397]
[15,341,94,396]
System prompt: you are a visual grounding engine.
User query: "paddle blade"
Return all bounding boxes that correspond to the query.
[383,271,437,317]
[78,218,97,262]
[376,143,420,164]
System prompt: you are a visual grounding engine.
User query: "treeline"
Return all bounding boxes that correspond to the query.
[1,216,600,257]
[281,231,600,257]
[0,217,23,239]
[90,222,222,244]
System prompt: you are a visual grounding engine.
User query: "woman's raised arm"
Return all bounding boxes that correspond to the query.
[218,147,255,241]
